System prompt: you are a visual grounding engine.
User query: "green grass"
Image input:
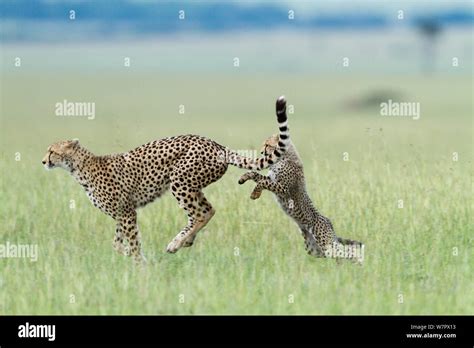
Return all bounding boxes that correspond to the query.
[0,73,472,314]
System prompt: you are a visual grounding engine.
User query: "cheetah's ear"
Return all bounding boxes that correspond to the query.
[65,138,80,149]
[268,134,279,147]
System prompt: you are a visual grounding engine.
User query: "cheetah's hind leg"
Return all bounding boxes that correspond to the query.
[167,187,216,253]
[183,234,196,248]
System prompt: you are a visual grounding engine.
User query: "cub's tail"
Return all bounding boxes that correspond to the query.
[335,237,365,264]
[226,95,290,170]
[337,237,364,246]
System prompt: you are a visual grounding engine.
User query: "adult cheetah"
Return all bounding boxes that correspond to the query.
[42,96,290,263]
[239,111,364,262]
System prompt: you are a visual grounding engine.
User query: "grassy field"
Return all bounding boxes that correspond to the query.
[0,73,472,315]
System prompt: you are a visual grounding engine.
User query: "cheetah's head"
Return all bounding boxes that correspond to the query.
[42,139,80,171]
[260,134,279,156]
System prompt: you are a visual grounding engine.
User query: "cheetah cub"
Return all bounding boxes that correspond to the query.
[42,96,290,263]
[239,103,364,262]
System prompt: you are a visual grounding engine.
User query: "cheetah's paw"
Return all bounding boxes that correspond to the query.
[183,236,195,248]
[250,188,262,200]
[238,171,256,185]
[166,238,185,253]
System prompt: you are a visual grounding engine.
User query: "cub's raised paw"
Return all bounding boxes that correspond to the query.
[250,188,262,200]
[238,171,256,185]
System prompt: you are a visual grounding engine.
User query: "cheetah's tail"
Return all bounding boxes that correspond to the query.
[337,237,364,246]
[226,95,290,170]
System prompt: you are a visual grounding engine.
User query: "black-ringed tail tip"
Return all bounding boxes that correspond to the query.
[276,95,289,147]
[224,95,290,171]
[276,95,287,116]
[277,95,286,105]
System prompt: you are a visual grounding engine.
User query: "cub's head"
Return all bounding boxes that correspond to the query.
[260,134,279,156]
[42,139,80,171]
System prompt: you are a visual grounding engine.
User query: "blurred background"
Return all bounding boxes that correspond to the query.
[1,0,472,73]
[1,0,472,150]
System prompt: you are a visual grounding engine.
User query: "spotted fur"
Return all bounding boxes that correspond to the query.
[42,96,290,263]
[239,100,364,262]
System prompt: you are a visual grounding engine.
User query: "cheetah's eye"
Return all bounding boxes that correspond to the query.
[50,151,62,158]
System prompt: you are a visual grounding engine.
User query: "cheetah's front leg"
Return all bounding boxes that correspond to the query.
[113,223,130,256]
[115,212,146,264]
[167,186,215,253]
[238,171,262,199]
[238,171,286,200]
[301,227,325,257]
[238,171,259,185]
